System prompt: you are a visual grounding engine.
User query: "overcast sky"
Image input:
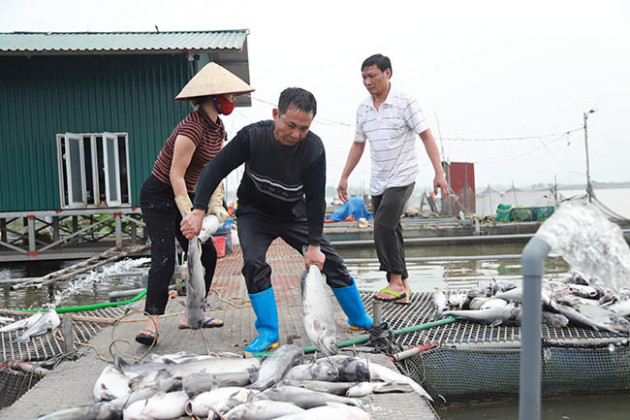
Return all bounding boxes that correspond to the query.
[2,0,629,194]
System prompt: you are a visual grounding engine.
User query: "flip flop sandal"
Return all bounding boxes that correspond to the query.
[201,317,224,328]
[373,288,409,304]
[179,317,224,329]
[135,329,159,345]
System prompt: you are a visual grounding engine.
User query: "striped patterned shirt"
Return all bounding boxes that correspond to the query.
[355,87,429,196]
[152,110,225,192]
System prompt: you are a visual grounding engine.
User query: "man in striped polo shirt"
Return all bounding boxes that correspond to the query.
[337,54,449,304]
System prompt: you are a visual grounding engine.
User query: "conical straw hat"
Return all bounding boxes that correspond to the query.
[175,62,254,100]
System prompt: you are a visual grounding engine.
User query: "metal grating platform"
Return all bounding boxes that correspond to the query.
[0,307,127,363]
[362,290,623,348]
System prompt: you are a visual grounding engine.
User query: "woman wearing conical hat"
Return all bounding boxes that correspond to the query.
[136,63,253,345]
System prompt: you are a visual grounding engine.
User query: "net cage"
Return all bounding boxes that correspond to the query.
[0,307,126,408]
[0,368,41,409]
[398,342,630,404]
[364,291,630,406]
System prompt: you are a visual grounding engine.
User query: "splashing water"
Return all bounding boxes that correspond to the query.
[536,200,630,291]
[52,257,150,307]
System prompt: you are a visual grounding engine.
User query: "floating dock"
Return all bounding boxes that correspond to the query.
[0,240,440,419]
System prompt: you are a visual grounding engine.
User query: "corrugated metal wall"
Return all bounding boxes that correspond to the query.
[0,54,190,212]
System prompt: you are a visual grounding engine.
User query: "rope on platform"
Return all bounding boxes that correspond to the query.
[210,287,251,309]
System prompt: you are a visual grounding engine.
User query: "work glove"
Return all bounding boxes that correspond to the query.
[174,194,193,217]
[208,184,228,222]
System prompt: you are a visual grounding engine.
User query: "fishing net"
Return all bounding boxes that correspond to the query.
[0,368,41,408]
[399,341,630,405]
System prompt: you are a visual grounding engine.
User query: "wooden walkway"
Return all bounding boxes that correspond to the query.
[0,239,439,420]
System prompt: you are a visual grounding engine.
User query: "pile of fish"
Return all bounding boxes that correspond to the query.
[433,272,630,335]
[38,342,433,419]
[0,306,60,344]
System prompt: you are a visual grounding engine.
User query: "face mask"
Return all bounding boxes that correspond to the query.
[214,96,235,115]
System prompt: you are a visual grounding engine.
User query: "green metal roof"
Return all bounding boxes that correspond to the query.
[0,30,248,54]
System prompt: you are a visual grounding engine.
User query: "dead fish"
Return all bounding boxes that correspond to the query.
[542,311,570,328]
[14,307,60,344]
[346,381,386,397]
[0,311,43,333]
[432,288,448,318]
[93,364,134,402]
[283,357,339,382]
[368,362,433,402]
[224,399,305,420]
[185,236,206,330]
[300,265,338,356]
[123,390,188,420]
[185,387,254,418]
[259,385,368,409]
[35,402,122,420]
[0,316,15,325]
[182,371,252,398]
[249,343,304,391]
[278,379,355,396]
[441,305,521,328]
[271,402,371,420]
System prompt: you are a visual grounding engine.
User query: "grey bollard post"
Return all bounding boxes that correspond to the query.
[519,236,551,420]
[372,300,383,327]
[62,313,74,355]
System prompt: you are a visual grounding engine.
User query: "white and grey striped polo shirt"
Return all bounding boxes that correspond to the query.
[355,87,429,196]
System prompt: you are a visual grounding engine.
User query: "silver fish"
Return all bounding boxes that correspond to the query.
[432,289,448,318]
[259,385,368,409]
[0,311,43,333]
[115,354,260,390]
[35,402,122,420]
[182,371,252,398]
[609,299,630,316]
[554,303,623,334]
[197,214,222,244]
[368,362,433,402]
[278,379,356,396]
[283,356,339,382]
[542,311,570,328]
[441,305,521,328]
[123,390,188,420]
[323,355,371,383]
[346,381,386,397]
[271,402,371,420]
[300,265,338,356]
[224,400,305,420]
[93,364,134,402]
[14,307,60,343]
[0,316,15,324]
[186,236,206,330]
[249,343,304,391]
[185,387,254,418]
[480,297,508,310]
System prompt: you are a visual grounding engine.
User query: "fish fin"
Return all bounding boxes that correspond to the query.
[488,320,503,327]
[313,320,323,331]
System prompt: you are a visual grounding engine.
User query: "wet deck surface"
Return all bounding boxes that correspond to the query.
[0,239,439,419]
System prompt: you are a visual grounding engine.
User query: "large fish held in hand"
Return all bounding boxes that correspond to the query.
[186,214,222,330]
[300,265,338,356]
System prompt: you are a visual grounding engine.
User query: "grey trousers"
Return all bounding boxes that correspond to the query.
[371,183,415,280]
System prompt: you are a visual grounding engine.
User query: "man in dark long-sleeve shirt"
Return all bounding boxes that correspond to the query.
[182,88,373,354]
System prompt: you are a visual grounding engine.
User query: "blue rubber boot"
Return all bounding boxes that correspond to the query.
[332,279,374,330]
[245,287,280,353]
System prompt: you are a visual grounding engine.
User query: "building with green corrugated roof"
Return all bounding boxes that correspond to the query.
[0,30,252,212]
[0,30,252,261]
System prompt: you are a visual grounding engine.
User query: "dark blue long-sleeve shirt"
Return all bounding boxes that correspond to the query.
[193,120,327,246]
